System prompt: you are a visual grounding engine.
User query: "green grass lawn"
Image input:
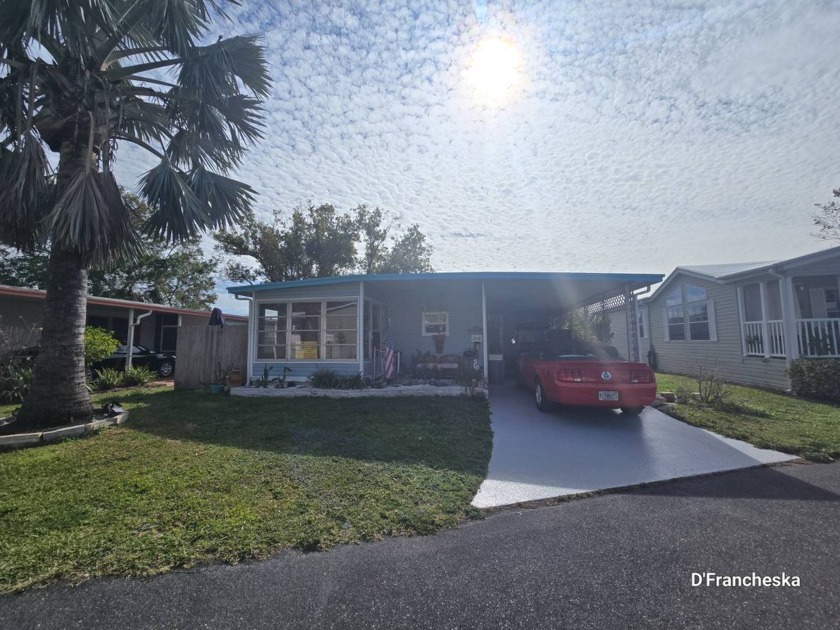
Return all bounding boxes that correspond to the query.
[655,373,840,462]
[0,386,492,593]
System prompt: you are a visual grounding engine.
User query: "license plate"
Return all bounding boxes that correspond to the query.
[598,391,619,401]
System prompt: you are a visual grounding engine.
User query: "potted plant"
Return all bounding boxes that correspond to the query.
[227,367,244,388]
[208,362,226,394]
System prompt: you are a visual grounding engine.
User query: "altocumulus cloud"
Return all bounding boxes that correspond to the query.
[113,0,840,293]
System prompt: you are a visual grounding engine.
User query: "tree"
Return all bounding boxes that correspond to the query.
[814,188,840,242]
[1,192,220,310]
[0,0,269,428]
[215,203,434,283]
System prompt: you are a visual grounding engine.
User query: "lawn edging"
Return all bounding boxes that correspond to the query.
[0,411,129,450]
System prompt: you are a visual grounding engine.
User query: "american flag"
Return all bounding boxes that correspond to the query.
[383,319,396,380]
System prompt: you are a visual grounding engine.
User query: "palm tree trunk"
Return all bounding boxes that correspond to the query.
[15,134,96,429]
[15,246,93,428]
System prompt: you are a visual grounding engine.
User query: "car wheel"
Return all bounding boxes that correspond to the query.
[621,406,644,416]
[534,379,551,412]
[157,361,174,378]
[85,367,94,381]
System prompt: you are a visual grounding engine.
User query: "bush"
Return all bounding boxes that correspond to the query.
[308,368,366,390]
[788,359,840,403]
[0,362,34,403]
[85,327,119,366]
[123,366,155,386]
[696,366,729,407]
[93,368,123,391]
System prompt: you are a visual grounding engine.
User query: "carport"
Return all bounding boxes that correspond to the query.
[479,272,662,383]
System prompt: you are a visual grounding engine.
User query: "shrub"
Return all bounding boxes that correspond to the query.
[85,327,119,366]
[123,365,155,387]
[788,359,840,403]
[696,366,729,407]
[0,362,34,403]
[93,368,123,391]
[308,368,366,390]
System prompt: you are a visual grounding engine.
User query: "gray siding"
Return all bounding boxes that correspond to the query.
[607,305,651,361]
[645,273,789,390]
[251,283,360,302]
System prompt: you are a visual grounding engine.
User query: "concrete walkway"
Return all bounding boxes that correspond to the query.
[472,382,797,508]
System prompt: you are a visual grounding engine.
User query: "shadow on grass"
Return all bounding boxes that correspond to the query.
[120,389,493,476]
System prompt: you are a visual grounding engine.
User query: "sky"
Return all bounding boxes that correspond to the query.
[113,0,840,315]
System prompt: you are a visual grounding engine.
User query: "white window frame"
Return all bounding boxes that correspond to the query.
[421,311,449,336]
[663,284,716,342]
[255,297,359,363]
[637,305,648,340]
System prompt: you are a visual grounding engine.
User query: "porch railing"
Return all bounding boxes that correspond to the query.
[743,320,785,358]
[372,347,401,379]
[798,318,840,357]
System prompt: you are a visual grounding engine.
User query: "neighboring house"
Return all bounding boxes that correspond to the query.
[0,284,247,353]
[227,271,663,385]
[609,246,840,391]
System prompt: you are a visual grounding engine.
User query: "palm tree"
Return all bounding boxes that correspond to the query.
[0,0,269,428]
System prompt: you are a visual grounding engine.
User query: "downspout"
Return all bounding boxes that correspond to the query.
[126,309,153,369]
[235,292,255,383]
[481,282,489,394]
[358,281,365,376]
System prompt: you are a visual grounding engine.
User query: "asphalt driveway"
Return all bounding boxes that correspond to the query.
[472,382,797,508]
[2,462,837,630]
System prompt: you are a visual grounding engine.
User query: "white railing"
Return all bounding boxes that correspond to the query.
[743,320,786,357]
[797,318,840,357]
[767,321,786,357]
[743,322,764,355]
[372,348,400,379]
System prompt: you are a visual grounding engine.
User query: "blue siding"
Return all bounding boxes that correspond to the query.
[250,361,361,384]
[382,280,483,371]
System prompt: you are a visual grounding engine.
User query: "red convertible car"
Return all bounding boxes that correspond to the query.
[516,332,656,415]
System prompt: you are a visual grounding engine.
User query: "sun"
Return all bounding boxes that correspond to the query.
[466,35,522,105]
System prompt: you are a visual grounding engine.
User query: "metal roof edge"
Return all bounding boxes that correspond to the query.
[227,271,665,294]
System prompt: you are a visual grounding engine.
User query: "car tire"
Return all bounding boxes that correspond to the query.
[621,406,644,416]
[157,361,174,378]
[85,367,94,381]
[534,379,551,412]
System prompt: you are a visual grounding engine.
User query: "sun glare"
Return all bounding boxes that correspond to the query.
[466,35,522,105]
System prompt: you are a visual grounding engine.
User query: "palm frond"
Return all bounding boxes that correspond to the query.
[190,166,255,230]
[139,158,205,242]
[178,35,271,100]
[0,132,53,249]
[45,169,140,264]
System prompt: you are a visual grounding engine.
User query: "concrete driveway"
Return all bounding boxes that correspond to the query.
[472,382,797,508]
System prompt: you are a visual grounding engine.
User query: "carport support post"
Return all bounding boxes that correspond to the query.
[481,282,488,389]
[126,308,134,369]
[624,286,639,363]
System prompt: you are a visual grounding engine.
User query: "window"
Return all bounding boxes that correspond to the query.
[257,304,288,360]
[290,302,320,359]
[665,289,685,340]
[325,301,357,359]
[422,311,449,336]
[257,300,358,361]
[665,284,714,341]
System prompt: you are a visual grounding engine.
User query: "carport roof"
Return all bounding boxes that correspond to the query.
[228,271,663,308]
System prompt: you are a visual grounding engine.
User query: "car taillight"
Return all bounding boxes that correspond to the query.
[630,369,652,384]
[555,369,583,383]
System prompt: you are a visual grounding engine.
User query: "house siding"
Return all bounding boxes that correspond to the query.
[383,280,483,372]
[644,273,789,390]
[607,305,651,361]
